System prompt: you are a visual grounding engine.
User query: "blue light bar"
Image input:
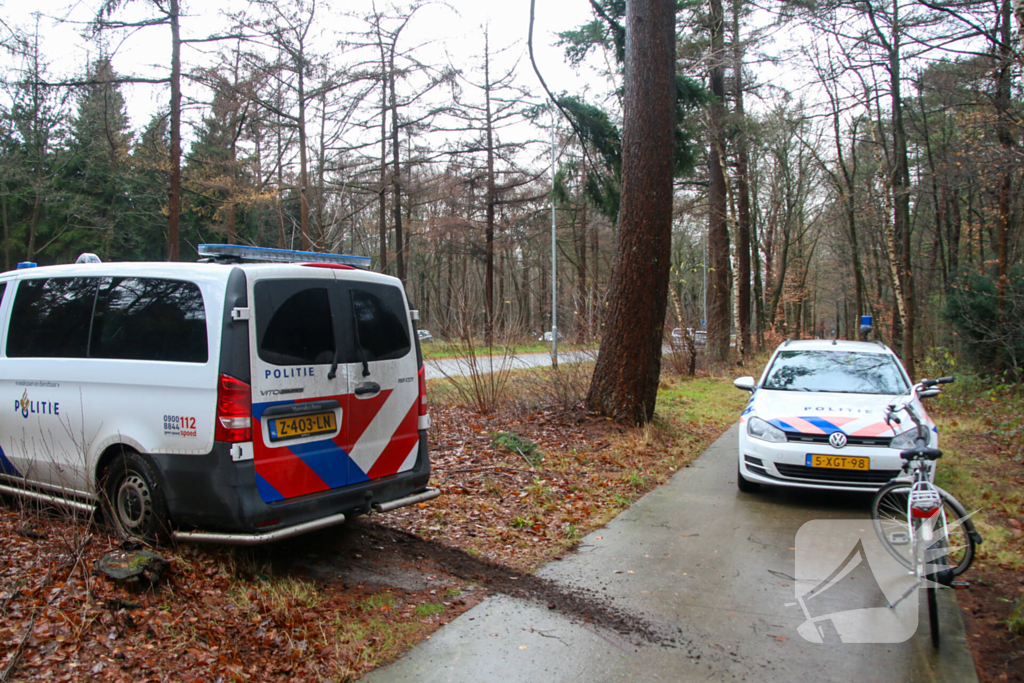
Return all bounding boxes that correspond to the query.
[198,244,370,267]
[860,315,873,328]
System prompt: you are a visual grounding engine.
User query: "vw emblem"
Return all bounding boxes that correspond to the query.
[829,432,848,449]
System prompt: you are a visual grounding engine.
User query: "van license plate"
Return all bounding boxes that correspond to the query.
[806,454,869,470]
[269,412,337,441]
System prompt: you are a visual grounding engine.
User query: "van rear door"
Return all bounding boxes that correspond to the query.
[248,270,351,503]
[338,278,420,484]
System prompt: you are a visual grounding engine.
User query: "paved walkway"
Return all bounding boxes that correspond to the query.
[424,350,595,380]
[365,425,977,683]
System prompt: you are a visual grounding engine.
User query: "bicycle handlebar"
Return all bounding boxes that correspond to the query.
[900,444,943,461]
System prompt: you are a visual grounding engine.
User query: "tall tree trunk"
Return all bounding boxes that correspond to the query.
[706,0,731,362]
[732,0,751,357]
[483,35,497,346]
[995,0,1014,301]
[297,65,310,251]
[888,0,914,376]
[586,0,675,424]
[390,47,405,282]
[167,0,181,261]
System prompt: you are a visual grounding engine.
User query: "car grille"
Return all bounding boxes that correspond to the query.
[773,463,900,486]
[785,433,892,448]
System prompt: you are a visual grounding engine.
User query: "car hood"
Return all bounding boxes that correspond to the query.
[747,389,932,437]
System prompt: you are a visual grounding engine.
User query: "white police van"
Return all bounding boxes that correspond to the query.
[0,245,438,544]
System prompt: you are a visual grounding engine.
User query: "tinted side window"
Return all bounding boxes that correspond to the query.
[349,284,410,362]
[7,278,97,358]
[255,281,335,365]
[92,278,208,363]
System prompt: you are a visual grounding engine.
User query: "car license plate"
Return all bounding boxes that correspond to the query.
[268,412,337,441]
[806,454,869,470]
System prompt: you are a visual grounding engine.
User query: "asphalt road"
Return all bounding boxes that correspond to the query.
[424,350,596,380]
[364,425,978,683]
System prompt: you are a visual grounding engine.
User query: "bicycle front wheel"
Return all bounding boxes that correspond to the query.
[871,482,976,576]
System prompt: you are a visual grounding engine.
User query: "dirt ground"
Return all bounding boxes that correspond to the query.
[930,384,1024,683]
[1,379,1020,682]
[0,396,722,682]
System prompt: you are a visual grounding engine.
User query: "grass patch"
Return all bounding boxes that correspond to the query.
[414,603,445,617]
[1007,599,1024,636]
[492,431,544,465]
[927,372,1024,572]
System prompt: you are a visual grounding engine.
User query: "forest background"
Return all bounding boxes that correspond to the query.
[1,0,1022,385]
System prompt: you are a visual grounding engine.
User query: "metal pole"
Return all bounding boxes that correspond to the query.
[551,112,558,367]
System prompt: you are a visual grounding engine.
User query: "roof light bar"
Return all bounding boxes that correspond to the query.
[198,244,370,267]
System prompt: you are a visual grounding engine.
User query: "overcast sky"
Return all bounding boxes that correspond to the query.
[4,0,602,133]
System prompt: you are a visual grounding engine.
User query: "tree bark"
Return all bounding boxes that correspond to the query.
[706,0,731,362]
[732,2,751,357]
[167,0,181,261]
[585,0,675,424]
[390,45,405,282]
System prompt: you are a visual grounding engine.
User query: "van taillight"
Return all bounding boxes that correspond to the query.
[418,365,428,417]
[216,374,252,443]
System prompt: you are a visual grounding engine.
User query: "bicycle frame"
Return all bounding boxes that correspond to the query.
[884,381,951,607]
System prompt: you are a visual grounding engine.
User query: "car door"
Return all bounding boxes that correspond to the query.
[0,276,95,492]
[339,278,420,484]
[248,269,351,503]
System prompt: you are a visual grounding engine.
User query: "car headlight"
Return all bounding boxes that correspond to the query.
[889,429,930,450]
[747,417,787,443]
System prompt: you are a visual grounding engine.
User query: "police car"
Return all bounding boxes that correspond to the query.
[734,337,936,493]
[0,245,438,544]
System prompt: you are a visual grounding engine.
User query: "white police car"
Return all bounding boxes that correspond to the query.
[733,338,936,493]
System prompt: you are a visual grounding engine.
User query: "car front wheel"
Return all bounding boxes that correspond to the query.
[737,462,762,493]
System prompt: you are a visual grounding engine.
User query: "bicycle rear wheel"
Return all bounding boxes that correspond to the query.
[927,583,940,647]
[871,482,976,576]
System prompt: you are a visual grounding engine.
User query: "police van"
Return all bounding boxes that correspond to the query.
[0,245,438,544]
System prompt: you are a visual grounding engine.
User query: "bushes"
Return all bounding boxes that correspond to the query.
[944,265,1024,378]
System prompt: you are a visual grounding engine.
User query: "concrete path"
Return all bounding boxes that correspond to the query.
[365,425,978,683]
[424,350,595,380]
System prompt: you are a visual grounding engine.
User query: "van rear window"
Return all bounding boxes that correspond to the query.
[349,285,410,362]
[255,281,336,365]
[91,278,208,363]
[7,278,97,358]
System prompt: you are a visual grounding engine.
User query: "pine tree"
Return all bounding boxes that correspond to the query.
[61,58,133,260]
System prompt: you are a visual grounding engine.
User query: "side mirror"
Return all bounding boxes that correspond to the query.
[919,388,940,398]
[734,376,756,392]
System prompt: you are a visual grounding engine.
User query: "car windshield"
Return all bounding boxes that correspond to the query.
[762,350,909,395]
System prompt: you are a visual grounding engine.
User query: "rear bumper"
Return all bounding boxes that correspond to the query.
[149,429,432,541]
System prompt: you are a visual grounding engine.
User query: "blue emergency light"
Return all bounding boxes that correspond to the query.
[859,315,873,340]
[198,244,370,267]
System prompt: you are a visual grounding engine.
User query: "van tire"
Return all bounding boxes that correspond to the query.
[102,450,170,543]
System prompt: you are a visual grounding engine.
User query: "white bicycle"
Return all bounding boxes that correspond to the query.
[870,376,982,648]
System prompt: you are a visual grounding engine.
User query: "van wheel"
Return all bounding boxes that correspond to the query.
[102,451,169,543]
[737,462,761,493]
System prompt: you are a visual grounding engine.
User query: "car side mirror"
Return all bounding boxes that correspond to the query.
[733,376,756,392]
[919,388,940,398]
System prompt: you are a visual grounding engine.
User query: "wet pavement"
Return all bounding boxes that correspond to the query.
[424,350,596,380]
[364,425,978,683]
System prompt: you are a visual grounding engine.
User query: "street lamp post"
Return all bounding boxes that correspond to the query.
[550,112,558,368]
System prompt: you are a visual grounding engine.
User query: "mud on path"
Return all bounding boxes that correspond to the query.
[255,517,684,648]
